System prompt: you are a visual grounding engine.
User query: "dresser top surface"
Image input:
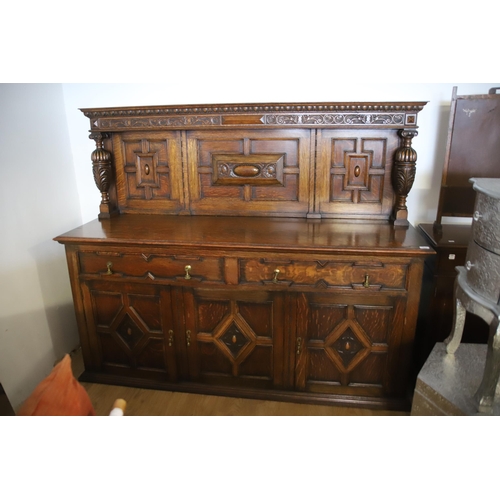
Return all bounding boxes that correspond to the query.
[55,215,433,256]
[419,223,472,248]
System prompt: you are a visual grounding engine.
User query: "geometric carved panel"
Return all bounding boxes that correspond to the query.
[330,137,387,204]
[333,329,363,367]
[220,323,251,357]
[212,154,284,186]
[124,139,171,200]
[188,130,310,215]
[116,313,144,350]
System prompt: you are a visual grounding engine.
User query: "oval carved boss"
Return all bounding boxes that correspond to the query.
[233,165,261,177]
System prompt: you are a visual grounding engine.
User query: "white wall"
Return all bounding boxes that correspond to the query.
[0,84,82,410]
[63,83,500,225]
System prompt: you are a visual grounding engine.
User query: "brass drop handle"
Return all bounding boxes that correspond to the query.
[363,274,370,288]
[296,337,302,356]
[186,330,191,347]
[106,262,113,275]
[168,330,174,347]
[184,265,192,280]
[272,269,281,283]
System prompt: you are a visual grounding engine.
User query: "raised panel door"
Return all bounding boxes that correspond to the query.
[291,292,406,397]
[181,288,285,389]
[81,280,178,382]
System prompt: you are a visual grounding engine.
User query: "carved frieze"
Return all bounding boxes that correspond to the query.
[83,102,424,131]
[265,113,407,126]
[91,112,414,129]
[97,116,222,129]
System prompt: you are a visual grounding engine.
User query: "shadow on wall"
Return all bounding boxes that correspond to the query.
[30,238,80,360]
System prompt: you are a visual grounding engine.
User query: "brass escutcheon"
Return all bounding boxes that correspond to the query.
[184,265,192,279]
[106,262,113,275]
[168,330,173,347]
[296,337,302,356]
[186,330,191,347]
[363,274,370,288]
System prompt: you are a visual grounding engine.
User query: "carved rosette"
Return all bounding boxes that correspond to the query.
[90,132,114,218]
[392,130,418,226]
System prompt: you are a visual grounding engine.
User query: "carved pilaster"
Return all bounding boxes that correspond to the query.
[392,129,418,226]
[90,132,117,219]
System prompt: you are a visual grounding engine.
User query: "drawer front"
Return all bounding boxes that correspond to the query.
[78,251,225,284]
[240,258,408,290]
[472,191,500,255]
[465,241,500,303]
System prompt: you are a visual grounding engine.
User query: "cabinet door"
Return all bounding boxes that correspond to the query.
[181,288,285,390]
[81,280,178,382]
[291,292,407,398]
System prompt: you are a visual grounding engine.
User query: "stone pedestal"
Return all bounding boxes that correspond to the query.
[411,342,499,416]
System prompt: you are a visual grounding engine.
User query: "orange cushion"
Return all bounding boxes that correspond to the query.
[17,354,95,416]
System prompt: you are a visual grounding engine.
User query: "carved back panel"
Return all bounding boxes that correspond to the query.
[187,129,311,216]
[82,101,426,224]
[113,131,185,214]
[316,129,399,219]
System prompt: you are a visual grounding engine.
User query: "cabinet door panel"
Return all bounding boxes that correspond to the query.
[184,289,284,389]
[293,292,405,397]
[82,280,177,382]
[187,129,312,216]
[316,129,398,219]
[113,131,185,214]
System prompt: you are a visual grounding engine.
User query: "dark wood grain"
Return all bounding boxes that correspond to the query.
[56,214,432,256]
[56,100,432,410]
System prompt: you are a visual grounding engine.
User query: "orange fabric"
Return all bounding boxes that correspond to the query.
[17,354,95,416]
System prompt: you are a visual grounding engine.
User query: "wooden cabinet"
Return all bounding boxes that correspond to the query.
[56,101,432,410]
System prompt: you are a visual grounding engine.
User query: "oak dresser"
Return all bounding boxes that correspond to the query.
[55,101,433,410]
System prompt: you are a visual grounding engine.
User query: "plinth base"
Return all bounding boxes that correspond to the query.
[411,342,500,416]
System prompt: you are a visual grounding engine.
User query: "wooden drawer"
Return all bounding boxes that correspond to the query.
[78,251,225,284]
[239,258,408,290]
[465,241,500,304]
[472,190,500,255]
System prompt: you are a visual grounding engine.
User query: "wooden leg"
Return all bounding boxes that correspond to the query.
[445,284,466,354]
[475,318,500,412]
